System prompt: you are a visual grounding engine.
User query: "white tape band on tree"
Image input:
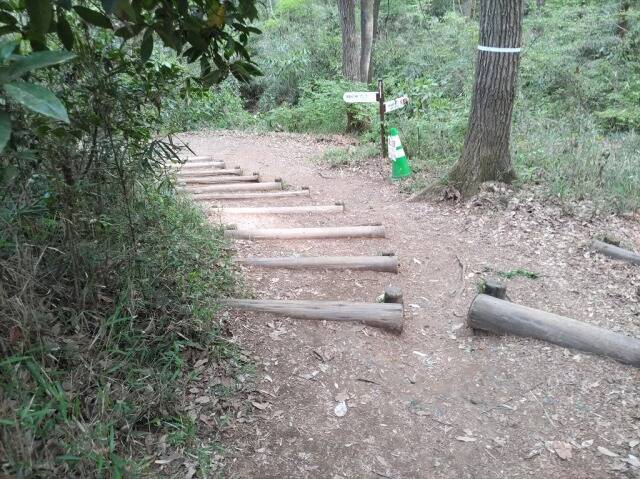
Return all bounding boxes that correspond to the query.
[477,45,522,53]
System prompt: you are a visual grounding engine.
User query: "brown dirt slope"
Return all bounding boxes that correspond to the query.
[182,130,640,479]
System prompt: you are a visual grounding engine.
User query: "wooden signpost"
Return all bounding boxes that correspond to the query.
[343,79,408,158]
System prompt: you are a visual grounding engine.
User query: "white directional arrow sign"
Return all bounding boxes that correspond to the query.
[343,91,378,103]
[384,96,409,113]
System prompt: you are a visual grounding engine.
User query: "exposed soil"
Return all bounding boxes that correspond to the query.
[181,130,640,479]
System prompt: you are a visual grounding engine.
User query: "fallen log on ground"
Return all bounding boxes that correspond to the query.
[236,254,398,272]
[222,299,403,333]
[591,240,640,266]
[467,294,640,367]
[178,167,242,177]
[180,175,260,185]
[224,225,386,240]
[187,181,283,194]
[192,189,311,201]
[217,204,344,215]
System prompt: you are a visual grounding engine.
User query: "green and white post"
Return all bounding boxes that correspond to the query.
[388,127,412,179]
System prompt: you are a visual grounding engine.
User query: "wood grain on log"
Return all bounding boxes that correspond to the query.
[180,175,259,185]
[176,162,226,170]
[236,255,398,272]
[591,240,640,265]
[216,204,344,215]
[468,294,640,366]
[192,189,311,201]
[178,168,242,177]
[222,299,403,333]
[224,225,385,240]
[187,181,283,194]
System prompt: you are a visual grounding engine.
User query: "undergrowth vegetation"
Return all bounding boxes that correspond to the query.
[212,0,640,212]
[0,1,260,476]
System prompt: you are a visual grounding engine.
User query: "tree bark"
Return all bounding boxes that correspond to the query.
[360,0,374,82]
[442,0,523,197]
[338,0,360,81]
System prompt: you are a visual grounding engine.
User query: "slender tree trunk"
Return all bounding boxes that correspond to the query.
[443,0,523,197]
[618,0,630,38]
[338,0,360,81]
[360,0,374,82]
[368,0,380,82]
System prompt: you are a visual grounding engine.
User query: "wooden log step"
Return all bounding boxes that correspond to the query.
[591,240,640,266]
[174,161,225,169]
[236,254,398,272]
[468,294,640,367]
[187,181,283,194]
[217,203,344,215]
[180,175,260,185]
[177,162,226,170]
[192,189,311,201]
[222,299,403,333]
[178,168,242,177]
[179,155,215,161]
[224,225,385,240]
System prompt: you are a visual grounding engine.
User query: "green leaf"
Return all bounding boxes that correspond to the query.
[0,39,18,61]
[57,0,72,10]
[0,11,18,25]
[114,23,143,39]
[140,28,153,62]
[0,111,10,153]
[74,6,113,29]
[4,81,69,123]
[3,50,75,81]
[56,12,74,50]
[26,0,53,37]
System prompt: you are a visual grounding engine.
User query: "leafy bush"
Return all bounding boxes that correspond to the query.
[264,79,378,133]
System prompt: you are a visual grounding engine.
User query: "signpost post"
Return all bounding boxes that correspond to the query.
[377,79,386,158]
[343,80,408,159]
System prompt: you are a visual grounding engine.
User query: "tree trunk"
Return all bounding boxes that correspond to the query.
[338,0,360,81]
[443,0,523,197]
[369,0,380,82]
[360,0,374,83]
[618,0,630,38]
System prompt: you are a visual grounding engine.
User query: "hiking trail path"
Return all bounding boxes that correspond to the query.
[178,130,640,479]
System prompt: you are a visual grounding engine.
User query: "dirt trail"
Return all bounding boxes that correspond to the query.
[182,131,640,478]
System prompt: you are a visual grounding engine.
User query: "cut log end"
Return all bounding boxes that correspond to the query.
[383,286,403,304]
[483,279,507,299]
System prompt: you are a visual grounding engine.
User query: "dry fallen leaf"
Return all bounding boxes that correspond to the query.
[551,441,573,460]
[251,401,269,410]
[627,455,640,468]
[194,396,211,404]
[456,436,477,442]
[597,446,619,457]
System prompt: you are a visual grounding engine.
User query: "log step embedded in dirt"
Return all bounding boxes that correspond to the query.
[224,224,386,240]
[180,175,260,185]
[217,203,344,215]
[236,254,398,272]
[187,181,283,194]
[176,162,226,170]
[467,294,640,367]
[179,155,216,162]
[191,189,311,201]
[222,299,403,333]
[591,240,640,266]
[178,167,243,177]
